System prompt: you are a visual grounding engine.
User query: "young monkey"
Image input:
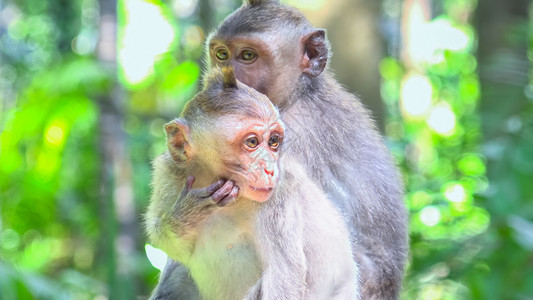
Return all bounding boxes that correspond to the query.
[145,66,358,299]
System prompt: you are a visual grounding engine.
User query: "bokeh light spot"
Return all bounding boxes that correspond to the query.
[427,19,470,52]
[427,103,456,136]
[458,154,486,176]
[420,206,441,227]
[7,17,27,40]
[401,73,433,118]
[1,229,21,251]
[72,31,96,55]
[119,0,176,87]
[172,0,199,18]
[444,182,467,203]
[45,125,65,147]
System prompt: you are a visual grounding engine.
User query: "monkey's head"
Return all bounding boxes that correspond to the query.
[206,0,329,106]
[165,66,285,203]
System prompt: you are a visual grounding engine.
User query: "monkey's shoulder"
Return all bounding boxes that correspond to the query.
[276,156,348,229]
[277,156,309,183]
[152,152,182,174]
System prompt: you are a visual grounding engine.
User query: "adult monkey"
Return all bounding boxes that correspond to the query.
[151,0,408,299]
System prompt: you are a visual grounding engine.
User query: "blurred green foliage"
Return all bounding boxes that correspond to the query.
[0,0,238,298]
[0,0,532,299]
[381,0,533,299]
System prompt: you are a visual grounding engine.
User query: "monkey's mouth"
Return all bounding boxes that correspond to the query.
[248,185,273,192]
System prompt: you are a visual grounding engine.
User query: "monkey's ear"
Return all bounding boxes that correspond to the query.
[301,29,328,77]
[222,65,238,89]
[165,119,193,164]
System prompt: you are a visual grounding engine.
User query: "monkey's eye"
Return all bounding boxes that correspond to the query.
[238,49,257,63]
[215,48,229,61]
[244,136,260,149]
[268,133,282,150]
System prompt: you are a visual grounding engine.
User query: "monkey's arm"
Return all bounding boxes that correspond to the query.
[145,154,238,264]
[149,258,201,300]
[293,163,360,299]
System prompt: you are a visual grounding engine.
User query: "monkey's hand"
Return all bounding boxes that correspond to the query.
[148,177,239,264]
[171,176,239,229]
[178,176,239,208]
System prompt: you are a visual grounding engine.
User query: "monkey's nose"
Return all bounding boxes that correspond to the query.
[264,168,274,177]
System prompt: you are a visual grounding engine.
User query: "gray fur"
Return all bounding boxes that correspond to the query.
[149,260,200,300]
[146,69,358,299]
[154,1,408,299]
[284,74,408,298]
[211,3,409,298]
[217,1,311,37]
[252,159,359,300]
[245,0,280,7]
[148,156,358,300]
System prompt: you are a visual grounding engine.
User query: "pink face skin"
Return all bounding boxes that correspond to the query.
[220,114,284,203]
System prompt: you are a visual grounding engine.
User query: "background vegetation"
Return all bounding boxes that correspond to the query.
[0,0,531,299]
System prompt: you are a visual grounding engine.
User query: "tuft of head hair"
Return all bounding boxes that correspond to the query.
[217,0,311,38]
[185,67,278,124]
[222,65,238,89]
[244,0,279,6]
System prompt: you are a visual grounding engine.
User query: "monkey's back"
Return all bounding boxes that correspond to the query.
[282,75,408,297]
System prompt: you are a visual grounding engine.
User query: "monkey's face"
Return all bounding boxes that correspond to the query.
[218,115,284,203]
[208,33,303,106]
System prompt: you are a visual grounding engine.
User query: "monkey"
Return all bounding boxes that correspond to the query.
[151,1,409,299]
[145,66,358,300]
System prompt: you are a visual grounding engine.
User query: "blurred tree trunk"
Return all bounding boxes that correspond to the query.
[96,0,137,298]
[197,0,217,72]
[476,1,533,297]
[477,0,530,218]
[199,0,216,33]
[477,0,529,139]
[314,0,386,130]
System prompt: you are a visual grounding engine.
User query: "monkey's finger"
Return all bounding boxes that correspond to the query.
[211,180,235,204]
[217,186,239,207]
[185,176,195,190]
[194,179,226,198]
[179,176,196,198]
